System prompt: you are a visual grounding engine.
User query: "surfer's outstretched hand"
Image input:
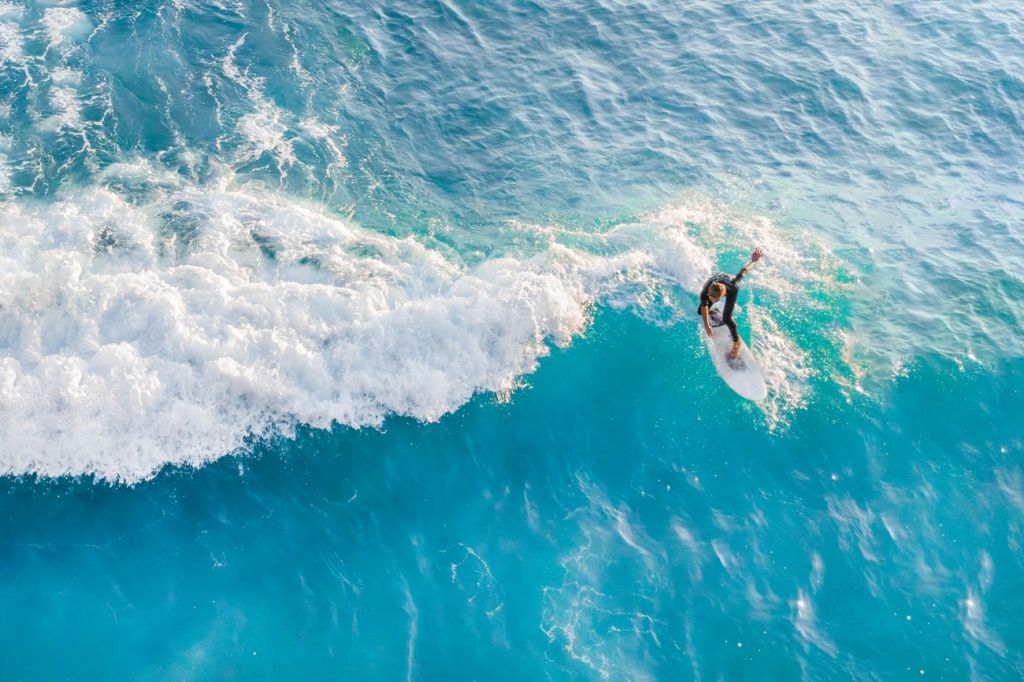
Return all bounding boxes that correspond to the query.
[704,324,714,338]
[751,247,763,262]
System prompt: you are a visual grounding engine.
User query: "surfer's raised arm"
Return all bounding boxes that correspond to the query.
[733,247,763,283]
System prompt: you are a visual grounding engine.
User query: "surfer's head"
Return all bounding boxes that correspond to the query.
[708,282,726,302]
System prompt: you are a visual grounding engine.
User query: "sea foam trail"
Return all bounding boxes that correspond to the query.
[0,178,817,481]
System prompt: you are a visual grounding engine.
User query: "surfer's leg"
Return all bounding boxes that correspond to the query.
[721,291,740,342]
[722,317,742,360]
[724,317,739,342]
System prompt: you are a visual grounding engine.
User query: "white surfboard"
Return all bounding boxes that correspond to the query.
[702,302,767,401]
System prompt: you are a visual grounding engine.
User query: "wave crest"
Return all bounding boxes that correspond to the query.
[0,180,827,481]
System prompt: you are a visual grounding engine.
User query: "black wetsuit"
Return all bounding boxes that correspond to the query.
[697,270,745,342]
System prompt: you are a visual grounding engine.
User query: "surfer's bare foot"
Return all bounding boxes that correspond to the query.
[727,343,741,360]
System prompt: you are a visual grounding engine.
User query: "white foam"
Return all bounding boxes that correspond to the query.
[0,4,23,20]
[0,184,691,481]
[0,158,10,195]
[0,20,24,64]
[236,106,294,165]
[0,134,11,195]
[99,157,184,189]
[300,117,347,172]
[0,7,105,149]
[41,7,91,47]
[50,65,80,84]
[749,309,811,428]
[39,83,82,131]
[219,34,301,172]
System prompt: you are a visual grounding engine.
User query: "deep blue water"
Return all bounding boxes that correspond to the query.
[1,0,1023,679]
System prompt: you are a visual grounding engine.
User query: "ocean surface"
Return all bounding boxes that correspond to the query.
[1,0,1022,679]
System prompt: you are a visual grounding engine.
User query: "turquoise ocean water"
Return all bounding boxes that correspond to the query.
[1,0,1023,678]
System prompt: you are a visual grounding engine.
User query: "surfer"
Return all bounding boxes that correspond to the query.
[698,247,763,360]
